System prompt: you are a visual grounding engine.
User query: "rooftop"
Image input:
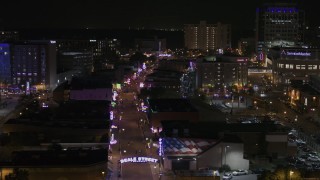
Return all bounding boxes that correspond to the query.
[70,76,112,90]
[6,149,108,167]
[162,137,217,155]
[161,121,286,139]
[148,99,198,113]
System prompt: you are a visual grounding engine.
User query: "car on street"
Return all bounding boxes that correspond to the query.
[232,169,248,176]
[222,172,233,179]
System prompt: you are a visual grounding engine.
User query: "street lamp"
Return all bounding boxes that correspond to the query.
[290,170,294,180]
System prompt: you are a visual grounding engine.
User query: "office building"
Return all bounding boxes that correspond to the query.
[255,3,305,60]
[11,41,57,91]
[269,47,320,84]
[0,43,11,84]
[56,39,107,72]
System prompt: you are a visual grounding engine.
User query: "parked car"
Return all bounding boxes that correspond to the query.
[222,172,233,180]
[232,169,248,176]
[251,168,266,174]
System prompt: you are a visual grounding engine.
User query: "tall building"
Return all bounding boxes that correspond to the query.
[11,41,57,90]
[238,38,255,57]
[255,3,305,59]
[184,21,231,52]
[0,43,11,84]
[196,55,248,91]
[0,31,19,42]
[56,39,107,72]
[135,37,166,53]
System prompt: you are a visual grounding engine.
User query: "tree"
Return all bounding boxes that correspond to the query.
[259,168,302,180]
[5,168,29,180]
[219,164,231,172]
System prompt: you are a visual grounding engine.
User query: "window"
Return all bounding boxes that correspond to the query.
[308,65,317,70]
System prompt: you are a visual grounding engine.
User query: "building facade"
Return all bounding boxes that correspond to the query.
[255,3,305,60]
[0,43,11,84]
[56,39,107,72]
[196,55,248,91]
[0,31,19,42]
[184,21,231,52]
[11,41,57,90]
[270,47,320,84]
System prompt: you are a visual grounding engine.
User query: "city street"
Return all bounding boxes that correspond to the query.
[109,65,161,180]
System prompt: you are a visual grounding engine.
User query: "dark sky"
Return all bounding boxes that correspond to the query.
[1,0,316,30]
[0,0,318,47]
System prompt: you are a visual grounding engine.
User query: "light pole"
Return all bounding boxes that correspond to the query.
[289,170,294,180]
[224,145,230,165]
[231,96,234,114]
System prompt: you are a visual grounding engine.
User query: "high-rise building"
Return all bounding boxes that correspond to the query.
[184,21,231,52]
[135,37,166,53]
[11,41,57,90]
[0,43,11,84]
[56,39,107,72]
[255,3,305,58]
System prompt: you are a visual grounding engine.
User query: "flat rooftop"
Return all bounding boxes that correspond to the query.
[70,76,112,89]
[148,99,198,112]
[6,149,108,167]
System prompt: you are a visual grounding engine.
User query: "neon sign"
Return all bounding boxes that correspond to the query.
[259,52,264,61]
[281,50,311,57]
[110,111,114,120]
[120,157,158,163]
[159,138,164,156]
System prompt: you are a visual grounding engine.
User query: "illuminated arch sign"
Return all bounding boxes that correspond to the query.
[120,157,158,163]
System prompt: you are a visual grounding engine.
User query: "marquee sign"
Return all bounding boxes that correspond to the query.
[120,157,158,163]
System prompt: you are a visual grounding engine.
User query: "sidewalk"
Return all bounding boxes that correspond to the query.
[139,116,162,180]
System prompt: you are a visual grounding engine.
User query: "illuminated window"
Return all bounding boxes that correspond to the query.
[308,65,317,70]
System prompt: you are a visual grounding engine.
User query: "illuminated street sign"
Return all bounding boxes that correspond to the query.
[120,157,158,163]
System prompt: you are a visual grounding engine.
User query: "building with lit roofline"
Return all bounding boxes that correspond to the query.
[255,3,305,61]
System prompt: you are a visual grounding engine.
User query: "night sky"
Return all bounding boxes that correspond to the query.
[0,0,317,48]
[1,0,316,30]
